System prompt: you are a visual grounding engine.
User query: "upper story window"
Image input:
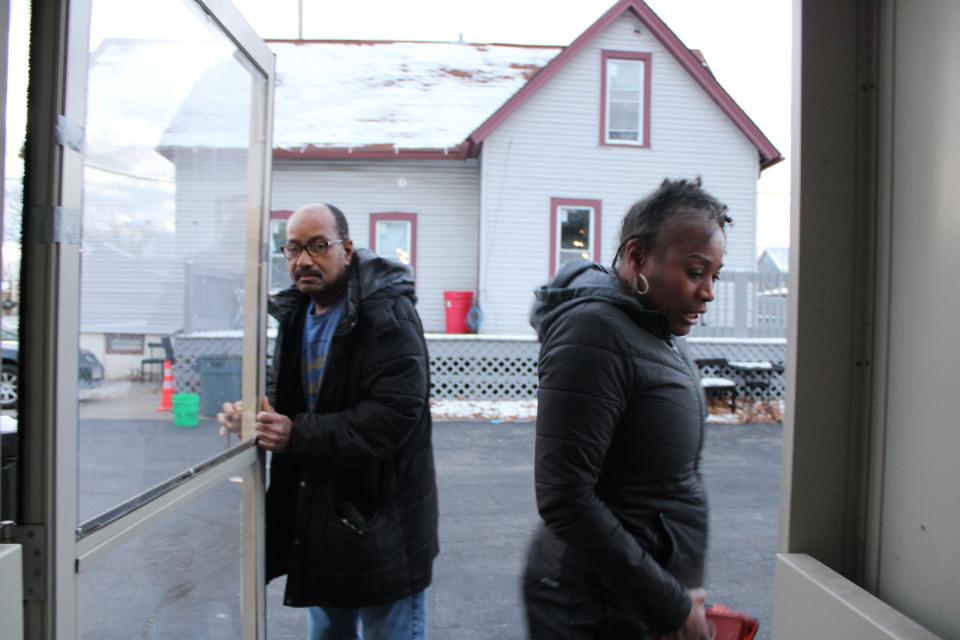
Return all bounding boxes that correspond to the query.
[370,212,417,272]
[601,51,652,147]
[550,198,602,277]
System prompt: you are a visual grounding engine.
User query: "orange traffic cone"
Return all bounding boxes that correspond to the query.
[155,360,174,412]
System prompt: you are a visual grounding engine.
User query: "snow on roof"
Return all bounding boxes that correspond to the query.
[267,41,560,153]
[89,38,559,154]
[158,50,264,152]
[86,38,250,179]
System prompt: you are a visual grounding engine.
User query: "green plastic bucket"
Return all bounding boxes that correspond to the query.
[172,393,200,428]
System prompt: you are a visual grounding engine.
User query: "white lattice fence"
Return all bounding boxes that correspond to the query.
[174,333,786,402]
[427,335,540,400]
[427,335,786,401]
[173,334,244,393]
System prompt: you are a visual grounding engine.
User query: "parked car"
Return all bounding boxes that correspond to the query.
[1,327,105,409]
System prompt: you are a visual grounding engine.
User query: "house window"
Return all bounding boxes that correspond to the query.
[269,211,293,293]
[369,212,417,271]
[601,51,652,146]
[550,198,602,277]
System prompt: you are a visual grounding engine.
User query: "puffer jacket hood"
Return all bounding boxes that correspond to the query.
[530,259,671,341]
[269,248,415,328]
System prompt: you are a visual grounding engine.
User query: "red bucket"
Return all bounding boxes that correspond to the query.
[706,605,759,640]
[653,605,758,640]
[443,291,474,334]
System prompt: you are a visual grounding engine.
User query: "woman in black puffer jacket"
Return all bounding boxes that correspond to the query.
[524,178,731,640]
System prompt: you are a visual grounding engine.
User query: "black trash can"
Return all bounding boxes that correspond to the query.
[1,425,16,522]
[196,355,242,417]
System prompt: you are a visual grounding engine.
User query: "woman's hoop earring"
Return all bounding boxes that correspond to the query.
[635,273,650,296]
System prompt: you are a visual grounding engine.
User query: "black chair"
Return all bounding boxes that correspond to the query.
[695,358,738,413]
[140,336,175,381]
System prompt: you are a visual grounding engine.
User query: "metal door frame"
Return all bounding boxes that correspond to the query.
[18,1,274,637]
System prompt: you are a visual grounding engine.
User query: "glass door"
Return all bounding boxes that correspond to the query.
[17,0,274,637]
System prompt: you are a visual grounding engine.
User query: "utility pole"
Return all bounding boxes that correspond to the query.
[298,0,303,39]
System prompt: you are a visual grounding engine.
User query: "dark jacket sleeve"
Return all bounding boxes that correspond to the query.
[534,305,692,632]
[265,334,279,408]
[286,296,429,463]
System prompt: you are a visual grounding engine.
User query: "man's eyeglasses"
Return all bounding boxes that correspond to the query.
[280,239,345,260]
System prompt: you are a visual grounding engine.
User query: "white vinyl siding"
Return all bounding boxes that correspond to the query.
[80,166,180,334]
[80,148,250,335]
[479,13,759,334]
[272,160,479,333]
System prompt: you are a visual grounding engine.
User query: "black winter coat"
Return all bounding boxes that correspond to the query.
[265,249,439,608]
[526,260,708,633]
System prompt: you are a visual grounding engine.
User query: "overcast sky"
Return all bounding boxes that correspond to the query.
[6,0,793,252]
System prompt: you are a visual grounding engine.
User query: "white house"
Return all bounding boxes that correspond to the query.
[82,0,782,355]
[260,0,782,333]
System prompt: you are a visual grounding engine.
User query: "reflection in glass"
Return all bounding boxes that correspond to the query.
[270,218,292,292]
[558,207,592,267]
[377,220,412,266]
[78,0,267,524]
[80,482,242,638]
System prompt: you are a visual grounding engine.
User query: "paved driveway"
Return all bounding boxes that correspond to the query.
[76,417,782,639]
[266,420,782,639]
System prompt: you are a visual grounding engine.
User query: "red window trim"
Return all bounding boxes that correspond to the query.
[369,212,418,271]
[270,209,294,220]
[599,50,652,148]
[549,198,603,278]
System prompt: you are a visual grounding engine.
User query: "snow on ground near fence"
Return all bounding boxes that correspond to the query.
[429,399,784,424]
[430,399,538,422]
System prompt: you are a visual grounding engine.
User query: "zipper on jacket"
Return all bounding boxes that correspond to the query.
[340,517,364,536]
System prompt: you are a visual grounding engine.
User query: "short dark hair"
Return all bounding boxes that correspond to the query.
[325,203,350,241]
[613,177,732,267]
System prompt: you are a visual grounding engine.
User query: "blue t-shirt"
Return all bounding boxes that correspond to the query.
[301,298,346,411]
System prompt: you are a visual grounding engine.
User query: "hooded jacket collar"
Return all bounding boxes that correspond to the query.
[269,248,416,338]
[529,259,672,341]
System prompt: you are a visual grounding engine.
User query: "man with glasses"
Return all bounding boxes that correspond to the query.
[218,203,437,639]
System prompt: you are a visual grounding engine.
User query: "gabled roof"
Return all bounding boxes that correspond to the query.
[468,0,783,169]
[267,41,560,159]
[146,0,782,169]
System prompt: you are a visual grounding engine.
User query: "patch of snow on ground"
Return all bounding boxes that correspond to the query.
[430,398,784,424]
[706,412,745,425]
[430,399,537,422]
[706,399,785,425]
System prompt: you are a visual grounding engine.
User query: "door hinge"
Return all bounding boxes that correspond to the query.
[0,523,47,601]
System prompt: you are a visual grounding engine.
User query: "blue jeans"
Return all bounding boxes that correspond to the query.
[306,590,427,640]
